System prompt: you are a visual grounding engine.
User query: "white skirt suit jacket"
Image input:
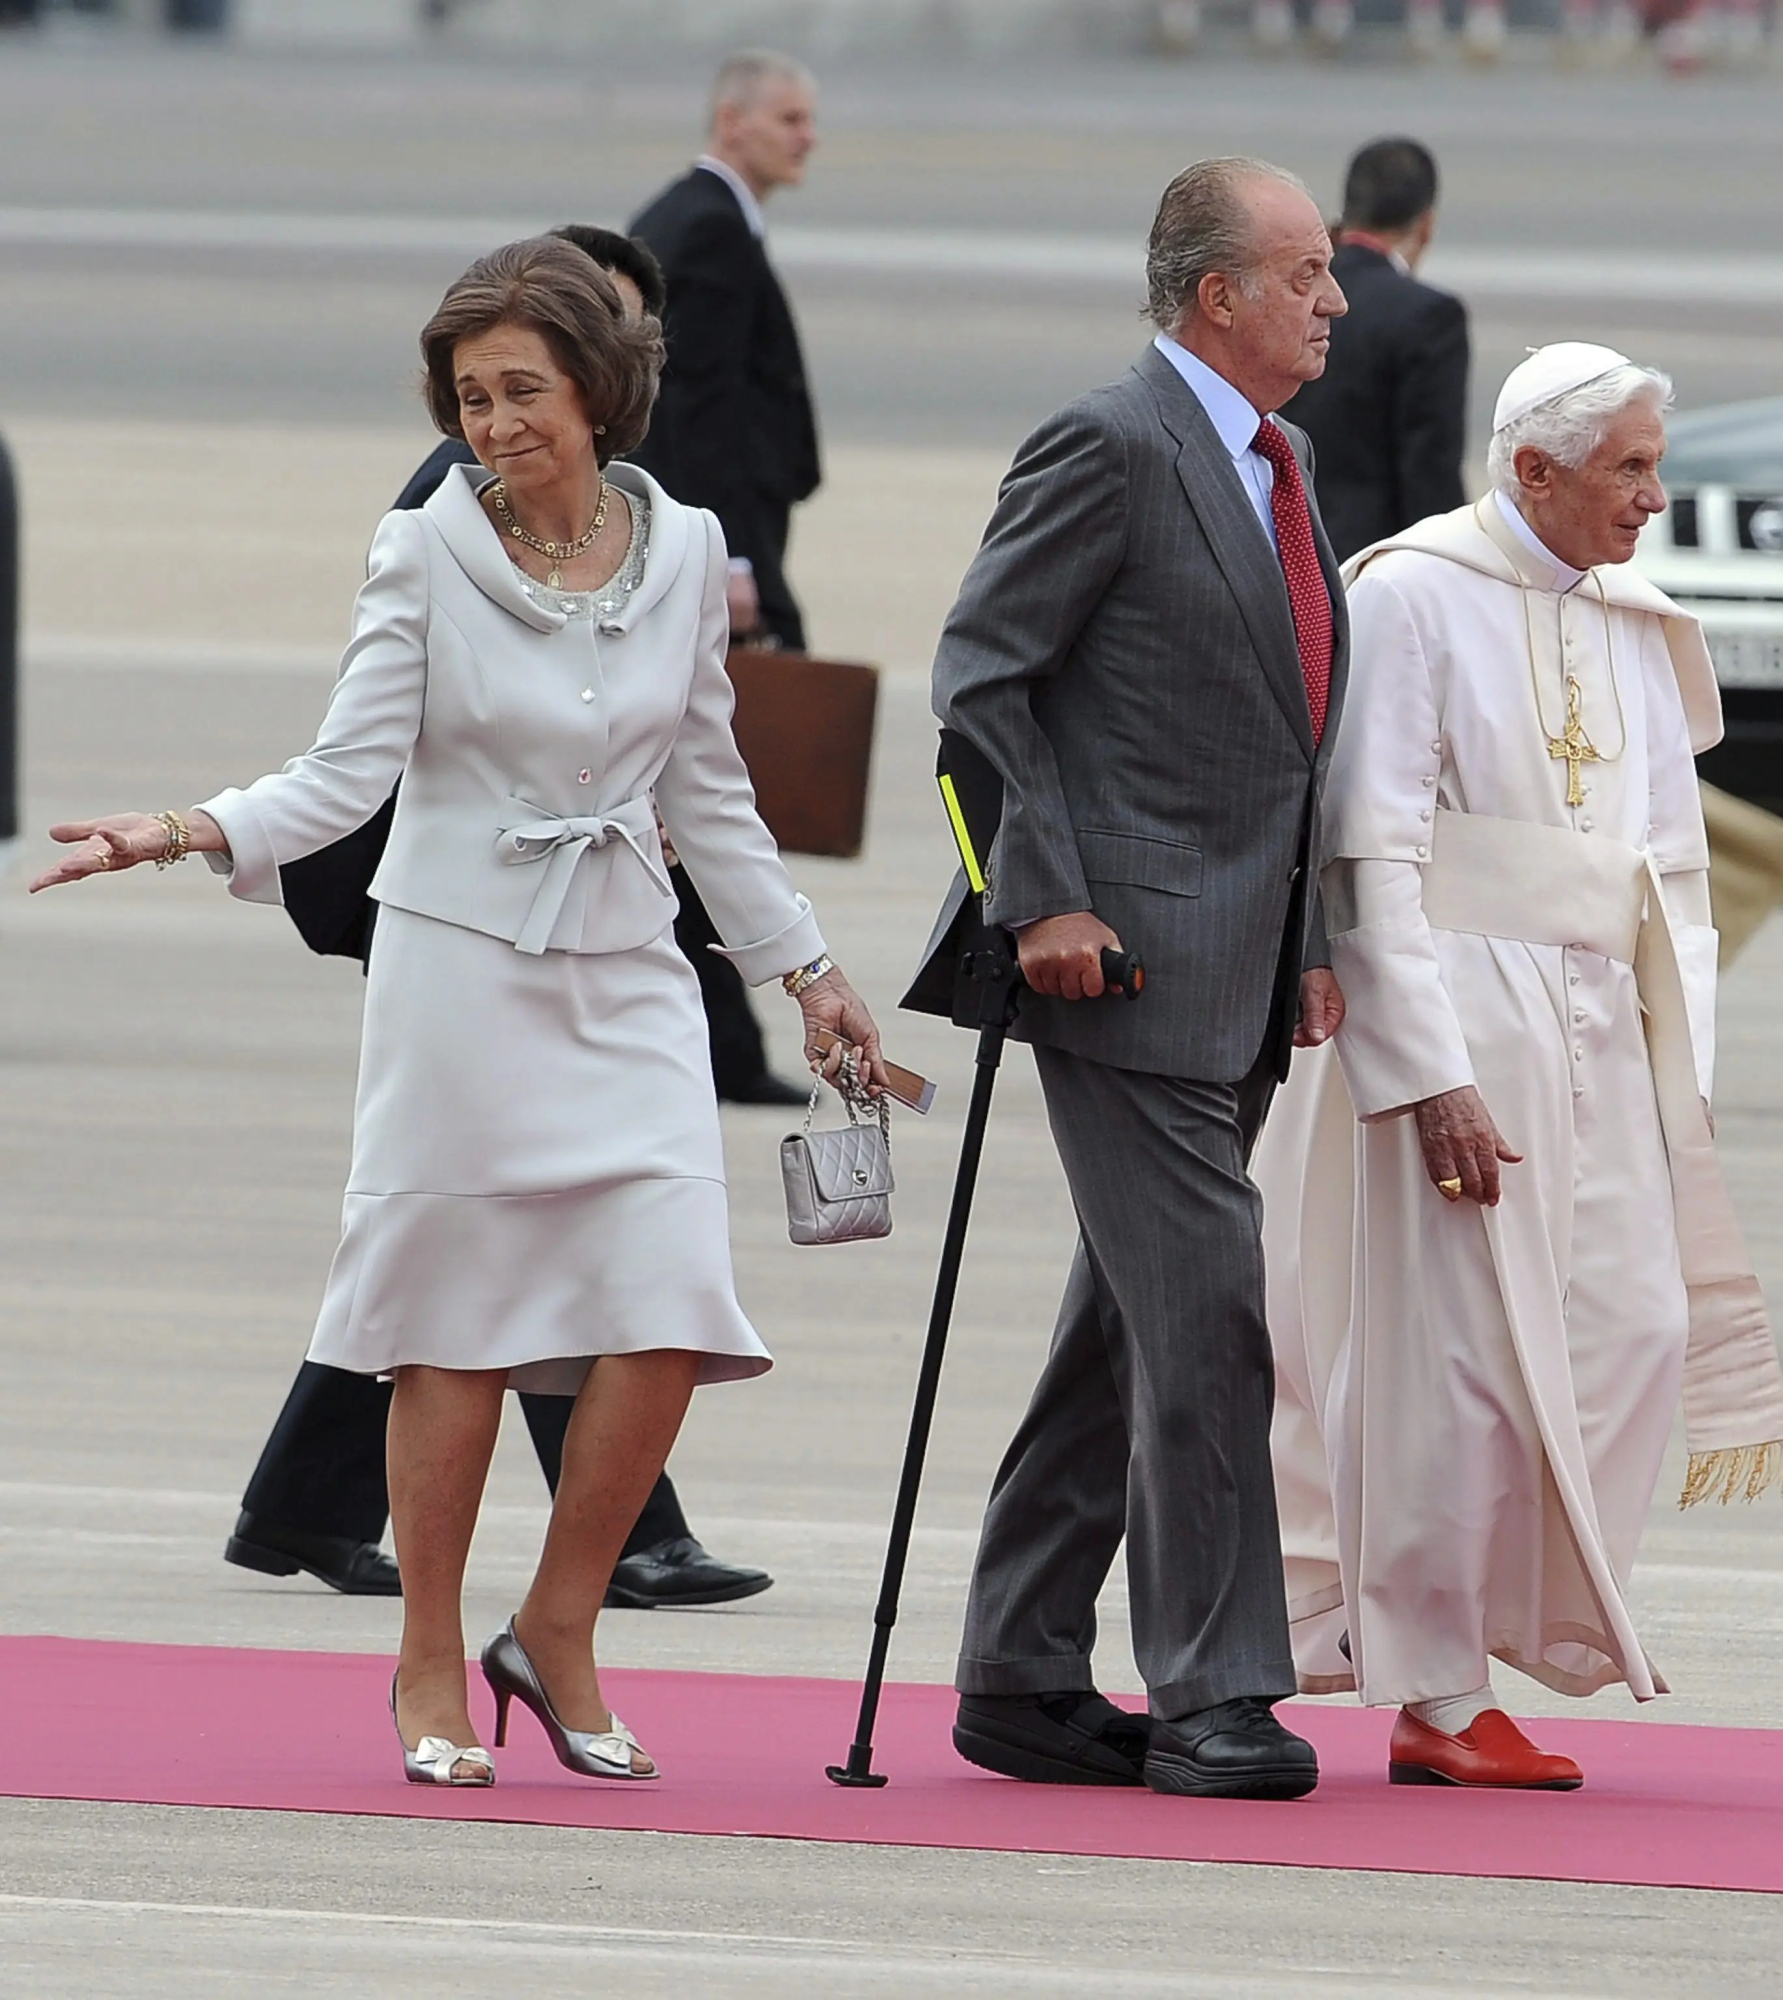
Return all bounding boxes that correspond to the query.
[199,460,826,1390]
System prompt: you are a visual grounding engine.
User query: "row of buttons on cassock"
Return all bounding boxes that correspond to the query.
[1414,741,1441,857]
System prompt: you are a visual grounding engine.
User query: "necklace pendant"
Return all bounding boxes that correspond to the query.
[548,568,562,589]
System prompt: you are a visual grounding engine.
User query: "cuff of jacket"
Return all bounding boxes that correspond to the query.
[195,787,285,907]
[710,895,826,987]
[983,869,1093,935]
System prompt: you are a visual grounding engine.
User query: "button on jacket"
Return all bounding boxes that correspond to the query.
[201,461,823,981]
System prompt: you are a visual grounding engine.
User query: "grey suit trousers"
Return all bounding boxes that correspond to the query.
[955,1046,1296,1720]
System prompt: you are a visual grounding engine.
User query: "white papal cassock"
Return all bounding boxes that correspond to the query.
[1257,494,1783,1710]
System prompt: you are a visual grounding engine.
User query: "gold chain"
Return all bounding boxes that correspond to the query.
[491,478,609,588]
[1522,569,1628,808]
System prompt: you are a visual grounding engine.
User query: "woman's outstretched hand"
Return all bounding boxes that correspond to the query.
[30,811,224,893]
[795,968,888,1097]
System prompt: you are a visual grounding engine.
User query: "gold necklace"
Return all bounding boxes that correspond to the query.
[1521,570,1628,809]
[492,478,608,588]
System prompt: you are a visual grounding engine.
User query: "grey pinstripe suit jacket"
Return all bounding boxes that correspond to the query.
[932,343,1349,1083]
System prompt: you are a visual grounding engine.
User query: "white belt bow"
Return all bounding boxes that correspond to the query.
[496,793,672,955]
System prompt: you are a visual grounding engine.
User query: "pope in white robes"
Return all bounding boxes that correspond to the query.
[1258,344,1783,1789]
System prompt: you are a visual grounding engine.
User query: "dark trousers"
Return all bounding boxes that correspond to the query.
[748,496,806,653]
[241,1360,690,1557]
[671,866,772,1096]
[673,494,803,1095]
[955,1047,1294,1721]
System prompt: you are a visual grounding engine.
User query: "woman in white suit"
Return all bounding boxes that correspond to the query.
[33,238,884,1787]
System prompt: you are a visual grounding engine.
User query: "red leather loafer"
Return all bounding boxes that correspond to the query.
[1388,1707,1583,1790]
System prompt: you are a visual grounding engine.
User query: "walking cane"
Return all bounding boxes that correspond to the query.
[827,732,1142,1788]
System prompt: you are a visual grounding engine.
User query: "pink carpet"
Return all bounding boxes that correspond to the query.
[5,1635,1780,1891]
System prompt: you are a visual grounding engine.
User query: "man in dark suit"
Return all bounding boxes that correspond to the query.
[936,159,1349,1801]
[224,228,774,1613]
[627,51,820,654]
[1284,136,1468,563]
[625,51,824,1108]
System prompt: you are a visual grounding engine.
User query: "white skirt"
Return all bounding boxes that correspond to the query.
[305,904,772,1390]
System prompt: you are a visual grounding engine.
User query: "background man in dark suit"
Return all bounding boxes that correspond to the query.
[224,228,774,1613]
[1285,136,1468,562]
[628,50,821,654]
[625,50,824,1107]
[936,158,1348,1802]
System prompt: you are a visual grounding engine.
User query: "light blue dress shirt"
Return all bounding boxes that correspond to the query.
[1151,334,1279,554]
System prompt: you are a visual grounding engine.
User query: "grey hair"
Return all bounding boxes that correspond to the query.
[1487,363,1674,494]
[1145,156,1312,333]
[709,49,815,123]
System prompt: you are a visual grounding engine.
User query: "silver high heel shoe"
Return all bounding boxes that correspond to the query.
[480,1620,657,1781]
[389,1673,496,1787]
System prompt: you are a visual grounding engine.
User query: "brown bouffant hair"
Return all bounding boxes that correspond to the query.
[420,236,664,466]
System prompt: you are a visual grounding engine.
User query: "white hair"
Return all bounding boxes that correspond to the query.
[709,49,814,124]
[1487,363,1674,494]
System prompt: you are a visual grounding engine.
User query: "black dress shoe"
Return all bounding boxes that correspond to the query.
[954,1691,1152,1786]
[1145,1696,1318,1800]
[603,1536,773,1609]
[224,1512,402,1596]
[717,1071,810,1106]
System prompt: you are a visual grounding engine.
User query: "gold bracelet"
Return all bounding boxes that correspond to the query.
[782,953,835,998]
[153,809,191,869]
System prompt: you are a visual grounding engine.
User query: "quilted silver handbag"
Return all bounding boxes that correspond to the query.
[780,1057,893,1246]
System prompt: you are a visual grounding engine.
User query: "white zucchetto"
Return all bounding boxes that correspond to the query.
[1492,342,1633,434]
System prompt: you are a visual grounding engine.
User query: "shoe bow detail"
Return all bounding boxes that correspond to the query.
[480,1621,659,1780]
[409,1737,495,1785]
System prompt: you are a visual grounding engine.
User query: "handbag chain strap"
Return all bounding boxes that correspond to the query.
[801,1049,890,1154]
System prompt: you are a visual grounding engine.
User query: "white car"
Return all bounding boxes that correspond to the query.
[1637,395,1783,814]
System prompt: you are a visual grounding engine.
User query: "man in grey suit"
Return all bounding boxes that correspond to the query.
[936,158,1349,1801]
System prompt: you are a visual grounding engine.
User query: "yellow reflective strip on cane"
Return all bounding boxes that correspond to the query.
[938,772,986,894]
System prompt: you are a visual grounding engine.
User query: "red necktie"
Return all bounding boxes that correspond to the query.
[1252,418,1333,746]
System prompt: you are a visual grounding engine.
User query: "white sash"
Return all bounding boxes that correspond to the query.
[1422,809,1783,1501]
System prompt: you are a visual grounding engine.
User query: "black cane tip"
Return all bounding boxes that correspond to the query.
[826,1763,890,1788]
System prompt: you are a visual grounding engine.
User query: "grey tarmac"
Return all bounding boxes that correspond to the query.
[2,34,1781,1999]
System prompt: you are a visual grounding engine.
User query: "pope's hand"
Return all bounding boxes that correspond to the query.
[1016,911,1123,1001]
[1295,967,1345,1047]
[1414,1085,1522,1206]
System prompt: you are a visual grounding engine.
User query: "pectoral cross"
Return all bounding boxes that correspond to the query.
[1546,675,1601,808]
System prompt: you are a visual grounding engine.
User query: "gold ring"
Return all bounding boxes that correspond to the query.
[94,846,114,871]
[1437,1177,1463,1198]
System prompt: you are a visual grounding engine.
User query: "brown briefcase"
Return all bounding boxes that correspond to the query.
[723,645,880,859]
